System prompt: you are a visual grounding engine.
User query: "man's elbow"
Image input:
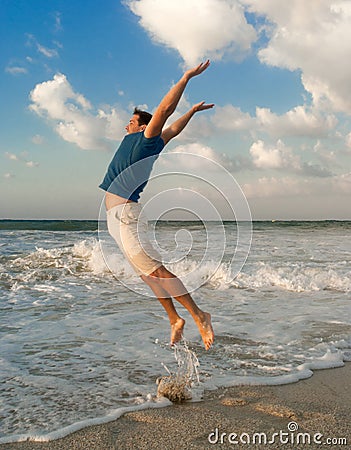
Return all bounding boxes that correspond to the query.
[160,105,174,117]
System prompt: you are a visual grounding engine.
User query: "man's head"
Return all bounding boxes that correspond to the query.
[125,107,152,134]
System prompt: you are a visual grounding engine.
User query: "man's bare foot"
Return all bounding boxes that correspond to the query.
[170,318,185,345]
[196,312,214,350]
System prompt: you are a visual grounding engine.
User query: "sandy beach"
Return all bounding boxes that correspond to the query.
[2,362,350,450]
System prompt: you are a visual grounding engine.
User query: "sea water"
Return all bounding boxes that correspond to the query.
[0,220,350,442]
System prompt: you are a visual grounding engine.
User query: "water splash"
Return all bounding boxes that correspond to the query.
[157,339,200,402]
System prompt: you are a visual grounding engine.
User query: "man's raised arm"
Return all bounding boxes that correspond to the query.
[144,60,211,140]
[161,101,214,145]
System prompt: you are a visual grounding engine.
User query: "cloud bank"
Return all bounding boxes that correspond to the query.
[29,74,128,151]
[244,0,351,114]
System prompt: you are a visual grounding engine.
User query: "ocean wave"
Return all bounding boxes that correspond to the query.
[1,239,106,289]
[168,259,351,293]
[1,238,350,293]
[235,263,351,293]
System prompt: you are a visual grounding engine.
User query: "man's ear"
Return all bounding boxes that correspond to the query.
[140,124,146,131]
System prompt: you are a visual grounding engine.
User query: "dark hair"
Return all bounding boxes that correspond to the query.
[133,107,152,126]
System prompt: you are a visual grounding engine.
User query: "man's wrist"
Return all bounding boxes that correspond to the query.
[181,73,191,84]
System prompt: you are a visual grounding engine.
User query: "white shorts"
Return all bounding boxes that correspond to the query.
[106,202,162,276]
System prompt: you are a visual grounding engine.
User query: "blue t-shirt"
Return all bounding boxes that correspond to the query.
[99,132,165,202]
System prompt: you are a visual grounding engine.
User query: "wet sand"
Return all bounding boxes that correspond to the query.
[2,363,350,449]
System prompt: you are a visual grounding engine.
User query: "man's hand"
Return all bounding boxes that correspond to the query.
[184,60,211,81]
[192,101,215,113]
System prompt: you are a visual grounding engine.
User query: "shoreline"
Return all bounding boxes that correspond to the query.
[2,363,350,449]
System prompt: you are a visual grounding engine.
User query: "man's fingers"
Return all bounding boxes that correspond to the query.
[194,102,214,112]
[198,60,210,73]
[188,60,211,77]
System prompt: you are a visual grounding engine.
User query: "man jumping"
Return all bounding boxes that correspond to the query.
[99,61,214,350]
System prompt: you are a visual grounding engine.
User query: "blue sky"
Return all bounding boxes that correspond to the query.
[1,0,351,220]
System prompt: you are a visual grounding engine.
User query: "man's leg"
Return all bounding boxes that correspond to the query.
[143,265,214,350]
[141,274,185,345]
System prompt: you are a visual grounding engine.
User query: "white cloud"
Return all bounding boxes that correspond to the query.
[249,139,333,178]
[301,161,333,178]
[250,139,300,170]
[37,43,58,58]
[211,104,255,131]
[4,151,39,168]
[29,74,129,150]
[31,134,45,145]
[26,34,59,59]
[159,141,242,173]
[243,172,351,199]
[26,161,40,168]
[256,105,337,138]
[211,103,337,139]
[127,0,257,66]
[243,0,351,113]
[243,176,304,198]
[53,11,63,33]
[5,66,28,75]
[165,142,224,168]
[312,141,337,166]
[5,152,19,161]
[331,172,351,194]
